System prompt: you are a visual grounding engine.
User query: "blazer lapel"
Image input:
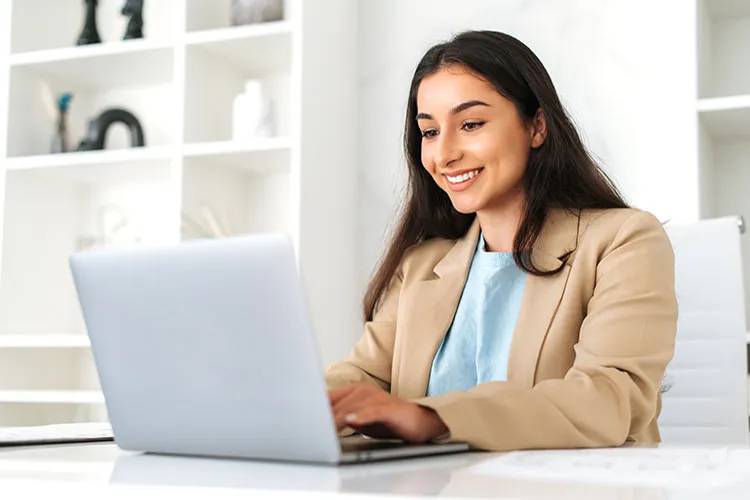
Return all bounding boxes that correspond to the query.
[506,209,580,388]
[396,219,481,400]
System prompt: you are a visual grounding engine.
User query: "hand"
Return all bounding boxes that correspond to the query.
[328,383,449,443]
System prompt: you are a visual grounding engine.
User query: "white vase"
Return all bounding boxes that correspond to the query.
[232,80,274,141]
[231,0,284,25]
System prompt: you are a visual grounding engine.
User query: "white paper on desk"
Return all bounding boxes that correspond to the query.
[465,448,750,488]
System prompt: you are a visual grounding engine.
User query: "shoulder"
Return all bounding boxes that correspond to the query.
[579,207,664,232]
[575,207,673,261]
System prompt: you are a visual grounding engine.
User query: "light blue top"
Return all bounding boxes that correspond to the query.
[426,233,527,397]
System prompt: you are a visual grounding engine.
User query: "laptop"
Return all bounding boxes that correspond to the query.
[68,233,469,465]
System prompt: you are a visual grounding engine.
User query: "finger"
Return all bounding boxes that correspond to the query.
[328,384,359,405]
[333,392,367,425]
[349,422,399,440]
[344,404,388,428]
[332,389,380,430]
[346,403,427,442]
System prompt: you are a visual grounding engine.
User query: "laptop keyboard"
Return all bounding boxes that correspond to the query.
[340,436,428,453]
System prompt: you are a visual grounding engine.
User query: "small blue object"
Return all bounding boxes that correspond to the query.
[58,93,73,112]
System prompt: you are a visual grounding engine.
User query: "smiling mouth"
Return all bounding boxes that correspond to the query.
[445,168,483,186]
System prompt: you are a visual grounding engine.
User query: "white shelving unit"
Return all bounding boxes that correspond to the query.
[0,0,359,427]
[695,0,750,419]
[696,0,750,339]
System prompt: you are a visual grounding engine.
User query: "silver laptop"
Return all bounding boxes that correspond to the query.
[68,233,469,465]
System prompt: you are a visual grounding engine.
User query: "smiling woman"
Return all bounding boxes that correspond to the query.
[324,30,678,452]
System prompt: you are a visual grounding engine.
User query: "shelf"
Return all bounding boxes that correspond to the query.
[0,391,104,404]
[9,39,175,90]
[4,147,175,184]
[185,22,292,75]
[698,95,750,139]
[183,139,291,173]
[0,335,90,348]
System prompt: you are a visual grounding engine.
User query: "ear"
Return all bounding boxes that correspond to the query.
[530,108,547,148]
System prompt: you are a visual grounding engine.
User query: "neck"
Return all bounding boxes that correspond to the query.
[476,190,526,253]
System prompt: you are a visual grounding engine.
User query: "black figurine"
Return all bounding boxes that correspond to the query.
[76,108,146,151]
[122,0,144,40]
[77,0,102,45]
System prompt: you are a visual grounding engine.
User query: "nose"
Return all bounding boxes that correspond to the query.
[434,131,461,171]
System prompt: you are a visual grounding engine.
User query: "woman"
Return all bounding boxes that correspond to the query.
[325,30,677,451]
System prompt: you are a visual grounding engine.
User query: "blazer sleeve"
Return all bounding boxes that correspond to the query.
[324,265,403,392]
[417,211,678,451]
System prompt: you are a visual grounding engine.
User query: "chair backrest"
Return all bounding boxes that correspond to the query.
[660,216,748,445]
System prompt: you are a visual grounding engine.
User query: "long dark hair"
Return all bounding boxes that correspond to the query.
[364,30,629,321]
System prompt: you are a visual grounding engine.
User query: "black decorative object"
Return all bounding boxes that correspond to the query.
[121,0,144,40]
[77,0,102,45]
[76,108,146,151]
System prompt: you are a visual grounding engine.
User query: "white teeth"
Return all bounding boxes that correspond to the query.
[447,169,482,184]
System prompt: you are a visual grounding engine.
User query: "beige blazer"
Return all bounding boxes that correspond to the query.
[325,208,678,451]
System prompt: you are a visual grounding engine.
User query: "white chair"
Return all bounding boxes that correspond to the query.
[659,216,749,445]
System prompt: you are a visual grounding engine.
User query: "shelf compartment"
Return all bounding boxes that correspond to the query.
[186,0,291,33]
[6,64,178,158]
[698,95,750,139]
[0,403,107,427]
[0,163,179,338]
[0,335,90,348]
[185,22,292,75]
[183,25,292,145]
[698,0,750,98]
[697,132,750,328]
[704,0,750,19]
[9,0,182,54]
[0,349,99,392]
[181,159,290,241]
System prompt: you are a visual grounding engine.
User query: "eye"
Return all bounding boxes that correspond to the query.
[462,121,485,132]
[421,129,438,139]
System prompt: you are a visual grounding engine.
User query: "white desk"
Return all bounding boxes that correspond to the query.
[1,443,750,499]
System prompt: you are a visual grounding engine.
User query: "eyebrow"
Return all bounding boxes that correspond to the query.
[416,100,490,120]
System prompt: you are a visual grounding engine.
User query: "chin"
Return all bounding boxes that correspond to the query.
[448,198,482,215]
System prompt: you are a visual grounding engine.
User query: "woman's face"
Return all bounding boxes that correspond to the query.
[416,65,545,214]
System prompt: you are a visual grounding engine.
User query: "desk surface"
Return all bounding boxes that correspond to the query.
[1,442,750,499]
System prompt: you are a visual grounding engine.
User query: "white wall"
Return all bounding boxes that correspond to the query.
[355,0,697,290]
